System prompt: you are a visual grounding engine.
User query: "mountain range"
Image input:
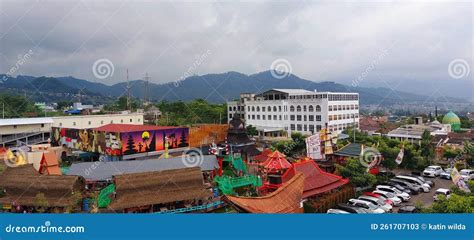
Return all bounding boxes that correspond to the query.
[0,71,469,106]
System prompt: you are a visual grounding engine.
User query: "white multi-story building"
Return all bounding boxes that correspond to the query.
[227,89,359,137]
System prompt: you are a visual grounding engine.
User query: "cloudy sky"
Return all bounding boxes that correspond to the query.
[0,0,472,99]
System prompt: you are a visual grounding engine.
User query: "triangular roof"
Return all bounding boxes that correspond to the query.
[260,150,292,171]
[253,149,273,162]
[39,152,61,175]
[282,159,348,199]
[225,173,304,213]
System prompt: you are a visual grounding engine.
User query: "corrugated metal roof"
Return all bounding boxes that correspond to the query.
[0,117,53,126]
[93,123,179,133]
[66,155,219,181]
[271,89,314,95]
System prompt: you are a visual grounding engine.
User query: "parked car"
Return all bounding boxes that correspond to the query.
[394,175,430,192]
[423,165,443,177]
[389,179,421,194]
[358,196,392,212]
[372,190,402,206]
[398,205,418,213]
[337,203,370,214]
[433,188,451,201]
[386,182,414,194]
[362,192,393,206]
[327,209,350,214]
[459,169,474,181]
[376,185,410,202]
[410,175,434,187]
[348,199,385,213]
[440,168,453,180]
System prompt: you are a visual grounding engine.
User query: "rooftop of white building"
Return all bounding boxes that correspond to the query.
[0,117,53,126]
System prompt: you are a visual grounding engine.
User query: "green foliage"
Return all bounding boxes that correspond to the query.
[156,99,226,125]
[246,125,258,137]
[103,96,140,112]
[426,194,474,213]
[336,158,377,188]
[0,94,41,117]
[34,192,49,213]
[443,145,461,160]
[271,132,306,157]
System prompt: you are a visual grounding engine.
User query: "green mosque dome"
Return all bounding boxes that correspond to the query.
[442,111,461,131]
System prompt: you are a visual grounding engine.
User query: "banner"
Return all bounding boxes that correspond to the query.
[305,134,322,160]
[451,167,471,193]
[395,147,404,165]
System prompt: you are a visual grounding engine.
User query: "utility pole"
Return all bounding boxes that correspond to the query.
[143,72,150,105]
[126,69,131,111]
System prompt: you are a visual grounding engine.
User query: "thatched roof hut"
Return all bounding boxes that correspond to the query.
[225,173,304,213]
[108,167,211,211]
[0,165,84,207]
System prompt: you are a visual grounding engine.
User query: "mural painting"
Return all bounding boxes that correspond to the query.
[121,128,189,155]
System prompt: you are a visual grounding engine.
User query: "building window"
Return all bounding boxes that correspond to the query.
[121,119,124,123]
[279,115,282,120]
[309,115,314,121]
[290,115,295,121]
[252,106,255,112]
[13,125,17,129]
[59,123,62,127]
[257,115,260,120]
[262,107,265,112]
[229,114,233,119]
[316,105,321,112]
[304,115,307,121]
[130,118,133,122]
[229,106,232,111]
[279,106,282,112]
[309,105,314,112]
[101,120,104,124]
[263,115,266,120]
[267,106,271,112]
[316,115,321,121]
[296,105,301,112]
[111,120,113,123]
[273,106,277,112]
[41,124,44,128]
[268,115,271,120]
[303,105,307,112]
[290,124,295,130]
[304,125,307,131]
[297,115,302,121]
[297,124,302,131]
[256,106,260,111]
[88,121,91,125]
[73,122,76,126]
[273,115,277,120]
[309,124,314,132]
[329,115,333,121]
[290,106,295,112]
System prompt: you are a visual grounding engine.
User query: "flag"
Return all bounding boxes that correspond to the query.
[395,147,404,165]
[451,167,471,193]
[305,134,322,160]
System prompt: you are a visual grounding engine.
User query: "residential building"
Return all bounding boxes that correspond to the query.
[386,119,451,144]
[227,89,359,136]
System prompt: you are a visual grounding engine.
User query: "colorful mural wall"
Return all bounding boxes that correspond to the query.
[121,128,189,155]
[51,127,189,156]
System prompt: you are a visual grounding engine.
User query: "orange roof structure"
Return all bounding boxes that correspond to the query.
[225,173,304,213]
[260,150,292,172]
[253,149,273,162]
[282,159,348,199]
[38,152,61,175]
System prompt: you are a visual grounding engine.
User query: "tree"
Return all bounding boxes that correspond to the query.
[124,134,137,155]
[246,125,258,137]
[34,192,49,213]
[427,194,474,213]
[178,129,188,147]
[336,158,377,188]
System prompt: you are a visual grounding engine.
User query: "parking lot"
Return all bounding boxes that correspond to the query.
[391,169,455,211]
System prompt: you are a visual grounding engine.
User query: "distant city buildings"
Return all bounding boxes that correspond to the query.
[227,89,359,136]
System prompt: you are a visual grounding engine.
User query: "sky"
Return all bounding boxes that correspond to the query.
[0,0,472,100]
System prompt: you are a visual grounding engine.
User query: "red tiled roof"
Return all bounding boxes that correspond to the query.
[260,150,292,171]
[282,159,348,199]
[94,124,179,133]
[253,149,273,162]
